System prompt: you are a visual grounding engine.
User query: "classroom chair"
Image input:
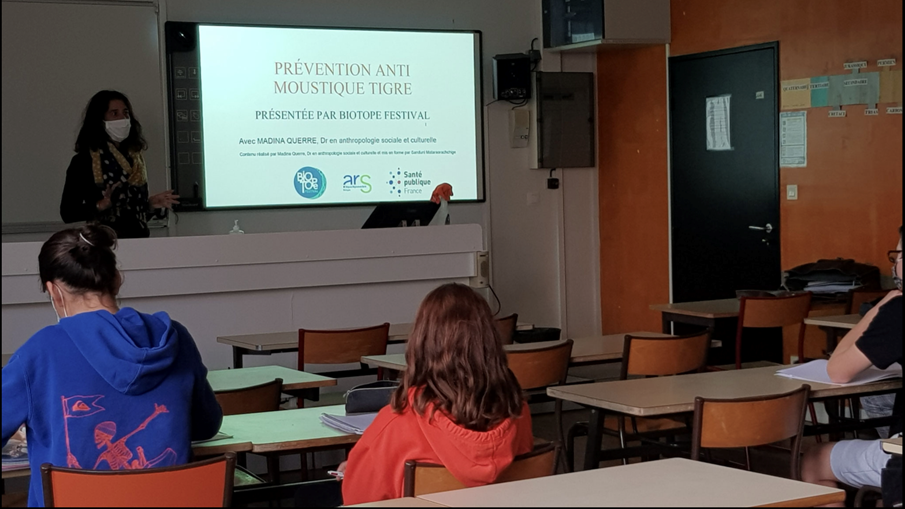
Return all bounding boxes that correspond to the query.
[690,385,810,480]
[402,442,557,497]
[735,292,812,370]
[845,288,889,316]
[41,452,236,507]
[566,331,711,470]
[506,339,573,472]
[214,378,283,483]
[496,313,519,345]
[297,323,390,401]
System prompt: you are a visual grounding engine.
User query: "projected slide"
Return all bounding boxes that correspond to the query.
[197,25,482,208]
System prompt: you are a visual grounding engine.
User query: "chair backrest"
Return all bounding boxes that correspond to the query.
[739,293,812,328]
[620,331,710,379]
[41,453,236,507]
[736,292,812,368]
[496,313,519,345]
[846,289,889,315]
[402,443,556,497]
[298,323,389,367]
[214,378,283,416]
[506,340,573,390]
[691,385,810,480]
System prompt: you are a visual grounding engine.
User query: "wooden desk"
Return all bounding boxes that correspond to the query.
[362,332,682,372]
[803,314,861,352]
[1,466,30,480]
[219,323,533,368]
[192,404,359,457]
[362,333,719,373]
[417,457,843,507]
[650,298,740,334]
[882,437,902,456]
[347,498,448,508]
[548,365,902,471]
[207,366,336,398]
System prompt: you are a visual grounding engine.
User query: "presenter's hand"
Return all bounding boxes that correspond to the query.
[150,190,180,210]
[97,182,123,211]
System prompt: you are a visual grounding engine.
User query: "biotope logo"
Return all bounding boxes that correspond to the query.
[342,174,372,194]
[294,167,326,199]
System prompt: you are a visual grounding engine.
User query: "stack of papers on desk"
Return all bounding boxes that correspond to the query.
[320,413,377,435]
[804,281,860,294]
[777,360,902,386]
[2,426,28,471]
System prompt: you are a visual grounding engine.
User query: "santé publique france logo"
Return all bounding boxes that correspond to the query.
[294,167,326,199]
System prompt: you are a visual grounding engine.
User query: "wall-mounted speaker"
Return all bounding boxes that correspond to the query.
[493,53,531,101]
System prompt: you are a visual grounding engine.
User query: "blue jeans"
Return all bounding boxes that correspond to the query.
[860,394,896,438]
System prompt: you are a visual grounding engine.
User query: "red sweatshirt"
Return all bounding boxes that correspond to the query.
[341,400,534,505]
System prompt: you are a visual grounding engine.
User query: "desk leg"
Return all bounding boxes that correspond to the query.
[661,315,672,335]
[232,347,244,369]
[582,408,604,471]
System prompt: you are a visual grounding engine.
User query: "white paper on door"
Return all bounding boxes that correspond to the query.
[706,94,732,151]
[780,111,807,168]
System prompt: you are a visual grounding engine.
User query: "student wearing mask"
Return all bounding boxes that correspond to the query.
[60,90,179,239]
[802,226,903,502]
[1,224,222,507]
[339,283,534,505]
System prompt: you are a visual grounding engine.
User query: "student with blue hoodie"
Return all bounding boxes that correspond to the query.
[1,224,222,507]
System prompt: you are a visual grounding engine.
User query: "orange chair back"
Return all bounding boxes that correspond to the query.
[41,453,236,507]
[496,314,519,345]
[691,386,809,480]
[846,289,889,315]
[298,323,389,367]
[403,443,556,497]
[737,293,811,369]
[214,378,282,416]
[621,331,710,379]
[506,340,573,390]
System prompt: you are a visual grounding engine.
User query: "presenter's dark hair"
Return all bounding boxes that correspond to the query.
[39,224,121,296]
[74,90,147,154]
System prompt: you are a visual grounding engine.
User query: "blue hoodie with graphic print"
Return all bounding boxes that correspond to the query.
[1,308,222,507]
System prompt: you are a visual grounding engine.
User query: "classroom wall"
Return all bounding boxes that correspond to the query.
[1,1,601,350]
[598,0,904,333]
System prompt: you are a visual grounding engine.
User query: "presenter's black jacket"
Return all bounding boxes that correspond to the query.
[60,149,162,239]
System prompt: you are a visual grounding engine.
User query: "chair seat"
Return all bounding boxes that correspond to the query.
[603,415,687,434]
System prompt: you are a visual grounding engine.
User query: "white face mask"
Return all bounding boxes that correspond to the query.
[50,284,68,323]
[104,118,131,142]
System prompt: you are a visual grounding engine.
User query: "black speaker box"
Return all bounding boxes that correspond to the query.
[493,53,531,101]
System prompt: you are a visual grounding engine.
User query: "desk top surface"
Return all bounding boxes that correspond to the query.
[207,366,336,392]
[347,499,448,508]
[192,404,357,456]
[418,457,843,507]
[547,365,902,417]
[882,437,902,455]
[650,299,740,319]
[218,322,533,351]
[803,314,861,330]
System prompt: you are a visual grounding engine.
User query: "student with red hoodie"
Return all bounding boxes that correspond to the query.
[340,283,534,505]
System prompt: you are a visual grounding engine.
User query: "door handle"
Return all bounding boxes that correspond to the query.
[749,223,774,234]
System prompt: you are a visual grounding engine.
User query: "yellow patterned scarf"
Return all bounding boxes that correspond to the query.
[90,142,147,186]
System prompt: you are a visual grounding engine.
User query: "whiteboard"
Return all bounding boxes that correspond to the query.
[1,0,166,226]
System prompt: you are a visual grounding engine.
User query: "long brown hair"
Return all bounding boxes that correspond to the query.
[390,283,524,431]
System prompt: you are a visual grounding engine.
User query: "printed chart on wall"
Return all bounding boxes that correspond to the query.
[706,95,732,151]
[780,111,807,168]
[196,25,482,208]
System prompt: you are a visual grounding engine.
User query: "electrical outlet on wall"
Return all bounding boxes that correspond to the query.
[787,185,799,201]
[469,251,489,288]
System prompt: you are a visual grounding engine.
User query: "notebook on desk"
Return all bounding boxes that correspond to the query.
[777,360,902,386]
